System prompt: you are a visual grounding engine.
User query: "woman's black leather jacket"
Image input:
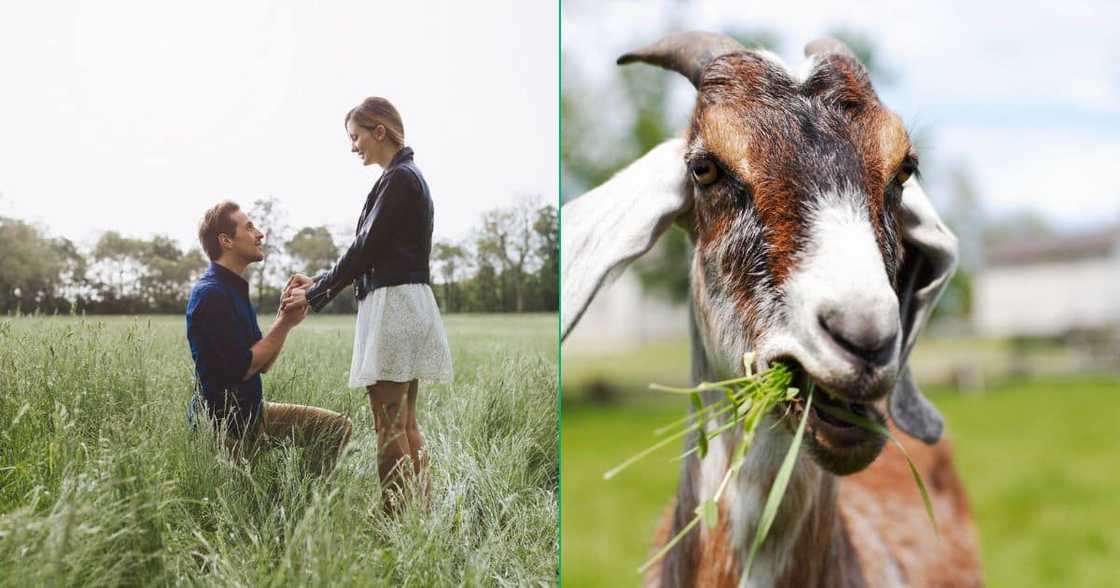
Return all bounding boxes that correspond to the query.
[306,147,433,311]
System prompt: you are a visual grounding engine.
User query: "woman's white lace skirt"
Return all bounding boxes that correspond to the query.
[348,283,453,387]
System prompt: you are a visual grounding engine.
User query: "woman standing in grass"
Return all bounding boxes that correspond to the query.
[285,97,453,512]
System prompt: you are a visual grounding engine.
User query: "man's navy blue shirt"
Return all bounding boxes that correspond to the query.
[186,262,262,435]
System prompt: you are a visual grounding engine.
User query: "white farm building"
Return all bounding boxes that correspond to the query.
[973,227,1120,338]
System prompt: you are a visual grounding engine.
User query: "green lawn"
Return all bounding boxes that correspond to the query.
[0,312,558,587]
[562,343,1120,587]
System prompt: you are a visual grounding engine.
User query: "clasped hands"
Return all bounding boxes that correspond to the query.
[276,273,314,324]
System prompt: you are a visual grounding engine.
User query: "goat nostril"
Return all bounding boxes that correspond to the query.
[818,313,897,366]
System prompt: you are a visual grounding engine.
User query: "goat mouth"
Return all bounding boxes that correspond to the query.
[782,361,887,476]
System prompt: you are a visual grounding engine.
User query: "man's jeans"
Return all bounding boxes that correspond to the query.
[189,391,353,469]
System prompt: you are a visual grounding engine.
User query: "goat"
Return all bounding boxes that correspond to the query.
[562,32,982,587]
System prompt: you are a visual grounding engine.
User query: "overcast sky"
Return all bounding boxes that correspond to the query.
[563,0,1120,231]
[3,1,1116,252]
[0,1,558,251]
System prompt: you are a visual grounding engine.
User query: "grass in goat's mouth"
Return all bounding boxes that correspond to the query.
[603,354,937,580]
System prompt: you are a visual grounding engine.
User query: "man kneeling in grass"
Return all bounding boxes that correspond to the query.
[186,200,352,471]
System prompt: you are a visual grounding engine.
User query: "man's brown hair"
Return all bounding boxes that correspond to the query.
[199,200,241,261]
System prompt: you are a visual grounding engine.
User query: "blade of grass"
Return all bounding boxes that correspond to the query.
[619,363,800,576]
[743,387,813,581]
[696,499,717,528]
[648,373,773,394]
[677,389,781,462]
[604,419,704,480]
[638,515,700,574]
[691,393,708,458]
[676,417,740,461]
[653,395,737,437]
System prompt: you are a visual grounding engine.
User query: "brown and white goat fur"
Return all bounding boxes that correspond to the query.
[562,33,982,587]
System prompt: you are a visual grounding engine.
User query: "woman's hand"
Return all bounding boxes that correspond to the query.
[280,274,315,311]
[286,273,314,291]
[278,295,311,327]
[282,287,309,312]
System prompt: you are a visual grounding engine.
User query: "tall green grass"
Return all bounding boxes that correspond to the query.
[0,313,557,586]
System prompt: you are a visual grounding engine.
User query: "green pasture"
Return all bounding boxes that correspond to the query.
[562,340,1120,587]
[0,312,557,587]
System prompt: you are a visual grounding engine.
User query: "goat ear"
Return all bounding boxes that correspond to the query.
[561,138,690,341]
[890,177,959,444]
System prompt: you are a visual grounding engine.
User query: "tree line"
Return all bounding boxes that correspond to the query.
[0,196,558,315]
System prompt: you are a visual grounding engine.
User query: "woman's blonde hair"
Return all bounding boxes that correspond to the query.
[346,97,405,148]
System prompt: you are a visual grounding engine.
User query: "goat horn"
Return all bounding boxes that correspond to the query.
[804,37,857,59]
[618,31,747,87]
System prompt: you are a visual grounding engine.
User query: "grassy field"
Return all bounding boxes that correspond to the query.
[562,341,1120,587]
[0,312,557,587]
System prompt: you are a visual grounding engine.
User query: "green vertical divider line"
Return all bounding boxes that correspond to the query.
[556,1,564,585]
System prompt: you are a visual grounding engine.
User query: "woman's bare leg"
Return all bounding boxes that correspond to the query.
[406,380,426,470]
[404,379,430,499]
[368,380,413,513]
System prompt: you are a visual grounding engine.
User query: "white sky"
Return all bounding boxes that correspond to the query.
[563,0,1120,231]
[0,1,558,250]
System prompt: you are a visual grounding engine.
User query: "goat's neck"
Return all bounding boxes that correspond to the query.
[711,413,848,587]
[688,310,851,587]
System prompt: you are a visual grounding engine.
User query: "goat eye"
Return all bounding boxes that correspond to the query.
[894,158,918,186]
[690,159,719,186]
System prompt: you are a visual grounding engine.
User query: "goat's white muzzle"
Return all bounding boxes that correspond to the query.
[764,194,901,401]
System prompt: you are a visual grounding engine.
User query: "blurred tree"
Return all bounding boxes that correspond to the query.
[433,240,467,312]
[286,226,339,276]
[51,236,90,307]
[247,197,289,308]
[940,165,985,271]
[564,41,685,302]
[619,65,676,166]
[533,205,559,311]
[477,197,541,312]
[92,231,147,306]
[88,231,205,313]
[934,270,973,324]
[476,212,511,311]
[137,235,206,312]
[0,217,69,312]
[318,222,359,313]
[560,80,605,201]
[470,257,501,312]
[932,163,984,323]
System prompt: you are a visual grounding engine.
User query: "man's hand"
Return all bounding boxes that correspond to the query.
[281,286,309,313]
[277,288,309,326]
[253,290,306,378]
[280,274,315,311]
